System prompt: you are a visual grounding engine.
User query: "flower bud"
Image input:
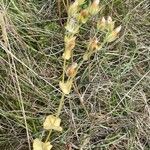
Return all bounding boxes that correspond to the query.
[83,52,89,61]
[62,36,76,60]
[115,25,122,33]
[106,16,115,31]
[65,19,80,34]
[77,0,85,5]
[33,138,52,150]
[43,115,63,132]
[59,80,73,94]
[62,49,72,60]
[66,62,78,77]
[83,37,102,60]
[64,36,76,51]
[88,37,101,51]
[106,25,122,43]
[77,9,89,24]
[97,17,106,31]
[68,1,79,17]
[88,0,100,16]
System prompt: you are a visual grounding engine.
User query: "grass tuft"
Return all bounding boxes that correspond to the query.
[0,0,150,149]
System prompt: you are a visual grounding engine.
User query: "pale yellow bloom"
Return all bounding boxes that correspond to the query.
[59,80,73,94]
[64,36,76,51]
[115,25,122,33]
[43,115,62,131]
[63,36,76,60]
[66,62,78,77]
[88,37,101,51]
[65,19,80,34]
[88,0,100,15]
[97,17,106,31]
[77,9,89,24]
[62,49,72,60]
[68,1,79,17]
[77,0,85,5]
[83,52,89,61]
[106,16,115,31]
[83,37,102,60]
[33,138,52,150]
[106,25,122,43]
[107,16,112,23]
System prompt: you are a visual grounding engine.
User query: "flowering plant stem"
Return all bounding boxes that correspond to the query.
[45,57,67,142]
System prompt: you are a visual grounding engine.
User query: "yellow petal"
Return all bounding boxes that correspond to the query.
[97,17,106,31]
[83,52,89,61]
[33,139,43,150]
[115,25,122,33]
[65,36,76,51]
[33,139,52,150]
[65,19,79,34]
[106,26,121,43]
[106,16,115,31]
[77,0,85,5]
[68,2,79,17]
[43,115,62,132]
[66,62,78,77]
[62,49,72,60]
[43,142,53,150]
[106,31,117,43]
[88,0,100,15]
[77,9,89,24]
[59,80,73,94]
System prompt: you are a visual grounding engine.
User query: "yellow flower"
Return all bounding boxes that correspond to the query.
[77,9,89,24]
[97,17,106,31]
[83,37,102,60]
[66,62,78,77]
[106,16,115,31]
[88,0,100,16]
[77,0,85,5]
[62,49,72,60]
[65,19,80,34]
[62,36,76,60]
[33,138,52,150]
[64,36,76,51]
[68,1,79,17]
[43,115,62,132]
[59,80,73,94]
[106,25,122,43]
[88,37,101,51]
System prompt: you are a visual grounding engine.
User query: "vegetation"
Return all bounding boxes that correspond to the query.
[0,0,149,150]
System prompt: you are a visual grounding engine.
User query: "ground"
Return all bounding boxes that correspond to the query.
[0,0,150,150]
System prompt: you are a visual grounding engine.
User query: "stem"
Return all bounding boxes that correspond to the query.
[66,0,69,9]
[62,0,68,11]
[45,129,52,143]
[62,59,66,82]
[56,94,65,117]
[45,57,67,142]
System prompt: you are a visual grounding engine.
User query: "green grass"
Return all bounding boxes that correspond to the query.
[0,0,150,149]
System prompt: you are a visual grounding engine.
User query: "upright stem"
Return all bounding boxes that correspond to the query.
[62,59,66,82]
[45,58,67,143]
[56,94,65,117]
[45,129,52,143]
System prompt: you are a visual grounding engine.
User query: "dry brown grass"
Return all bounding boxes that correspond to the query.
[0,0,149,149]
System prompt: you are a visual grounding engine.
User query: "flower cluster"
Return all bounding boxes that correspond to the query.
[83,16,122,60]
[60,0,101,95]
[33,115,62,150]
[97,16,122,42]
[33,1,122,149]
